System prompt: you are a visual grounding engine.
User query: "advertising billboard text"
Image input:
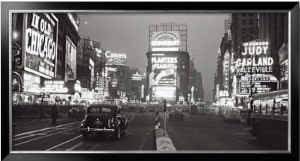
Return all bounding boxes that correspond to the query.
[24,13,58,79]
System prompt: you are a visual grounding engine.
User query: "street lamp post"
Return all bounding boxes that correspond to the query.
[163,99,167,136]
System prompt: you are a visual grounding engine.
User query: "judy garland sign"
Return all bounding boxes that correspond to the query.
[235,41,279,94]
[23,13,58,79]
[235,41,273,74]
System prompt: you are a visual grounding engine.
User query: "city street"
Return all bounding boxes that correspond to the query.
[12,112,156,151]
[7,10,291,154]
[12,111,287,151]
[162,112,288,151]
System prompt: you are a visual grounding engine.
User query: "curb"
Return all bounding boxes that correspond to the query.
[154,121,176,151]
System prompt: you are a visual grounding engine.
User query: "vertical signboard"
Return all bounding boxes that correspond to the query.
[23,13,58,79]
[235,41,278,95]
[223,50,230,90]
[65,36,77,80]
[89,58,94,89]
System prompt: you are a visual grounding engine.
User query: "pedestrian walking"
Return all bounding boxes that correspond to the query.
[52,104,58,125]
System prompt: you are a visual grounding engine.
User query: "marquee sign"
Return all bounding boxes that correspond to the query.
[219,90,229,97]
[41,80,68,93]
[23,72,41,93]
[24,13,58,79]
[235,41,273,76]
[239,74,278,94]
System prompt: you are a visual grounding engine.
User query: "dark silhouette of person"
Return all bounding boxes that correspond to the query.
[52,104,58,125]
[15,103,22,119]
[280,104,286,115]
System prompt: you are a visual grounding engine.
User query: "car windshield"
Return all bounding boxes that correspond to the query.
[88,106,114,115]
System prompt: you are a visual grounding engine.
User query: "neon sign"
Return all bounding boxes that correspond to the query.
[151,40,180,46]
[23,73,41,93]
[105,51,127,66]
[219,90,229,97]
[239,74,278,94]
[236,41,273,75]
[151,57,177,70]
[150,32,180,52]
[41,80,68,93]
[132,71,142,81]
[25,13,56,60]
[24,13,57,79]
[153,86,176,99]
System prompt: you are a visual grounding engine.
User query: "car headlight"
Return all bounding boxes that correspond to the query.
[81,120,86,127]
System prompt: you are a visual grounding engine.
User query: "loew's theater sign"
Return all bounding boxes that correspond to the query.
[41,80,68,93]
[239,74,278,95]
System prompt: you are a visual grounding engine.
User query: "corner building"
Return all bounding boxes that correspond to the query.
[11,13,80,105]
[146,23,190,105]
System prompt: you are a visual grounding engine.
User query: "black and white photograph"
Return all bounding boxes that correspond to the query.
[1,1,299,161]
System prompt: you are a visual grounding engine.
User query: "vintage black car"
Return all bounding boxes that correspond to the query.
[68,105,86,118]
[80,104,128,140]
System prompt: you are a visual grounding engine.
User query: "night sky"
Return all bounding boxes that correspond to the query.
[78,12,229,102]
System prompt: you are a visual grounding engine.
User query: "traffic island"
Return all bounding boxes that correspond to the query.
[154,122,176,151]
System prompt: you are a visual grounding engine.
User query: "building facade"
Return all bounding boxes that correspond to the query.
[213,13,289,108]
[12,13,80,105]
[146,23,190,105]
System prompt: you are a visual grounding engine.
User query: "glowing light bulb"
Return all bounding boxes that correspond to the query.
[13,31,18,39]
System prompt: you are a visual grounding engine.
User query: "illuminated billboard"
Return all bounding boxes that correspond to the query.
[235,41,273,75]
[89,58,94,89]
[132,71,142,81]
[41,80,68,93]
[149,54,177,87]
[235,41,279,95]
[239,74,278,95]
[105,51,127,66]
[152,86,176,101]
[23,13,58,79]
[23,72,41,93]
[150,31,180,52]
[65,36,77,80]
[149,23,187,52]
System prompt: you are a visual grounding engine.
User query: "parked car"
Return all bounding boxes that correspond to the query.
[80,104,128,140]
[208,107,216,115]
[169,107,184,120]
[68,105,86,118]
[224,109,241,122]
[190,105,198,114]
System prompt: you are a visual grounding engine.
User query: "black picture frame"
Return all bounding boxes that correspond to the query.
[1,1,299,161]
